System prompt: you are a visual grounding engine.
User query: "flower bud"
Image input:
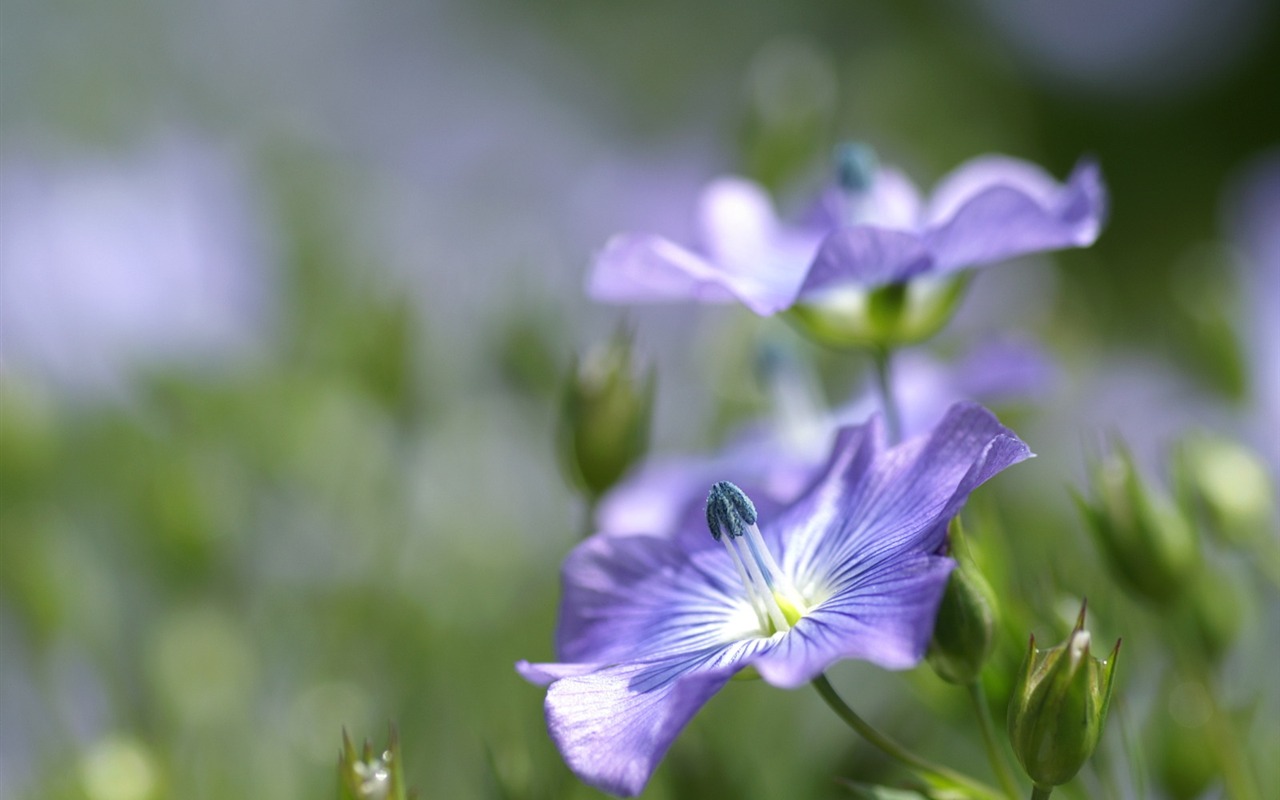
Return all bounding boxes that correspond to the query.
[1076,442,1199,603]
[783,273,970,352]
[1176,434,1276,550]
[339,727,415,800]
[556,328,655,499]
[927,532,998,685]
[1007,604,1120,789]
[1181,568,1245,665]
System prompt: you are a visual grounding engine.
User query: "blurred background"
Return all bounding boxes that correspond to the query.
[1,0,1277,798]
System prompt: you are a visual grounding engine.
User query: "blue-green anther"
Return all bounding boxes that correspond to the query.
[706,481,807,633]
[835,141,879,193]
[706,481,757,541]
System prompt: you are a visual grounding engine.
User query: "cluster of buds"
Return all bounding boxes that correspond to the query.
[556,327,655,500]
[1007,604,1120,791]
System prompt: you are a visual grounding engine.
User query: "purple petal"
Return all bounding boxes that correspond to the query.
[595,434,821,544]
[799,227,933,296]
[779,403,1031,595]
[516,660,602,685]
[753,553,955,686]
[586,177,822,315]
[587,233,740,306]
[553,532,746,664]
[808,167,924,230]
[924,158,1106,272]
[532,644,768,797]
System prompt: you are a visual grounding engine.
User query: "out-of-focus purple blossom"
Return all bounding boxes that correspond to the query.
[1225,151,1280,468]
[596,339,1052,542]
[588,151,1105,316]
[0,135,276,395]
[519,404,1031,797]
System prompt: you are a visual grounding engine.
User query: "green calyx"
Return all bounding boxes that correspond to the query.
[926,547,997,686]
[783,273,969,352]
[1007,604,1120,788]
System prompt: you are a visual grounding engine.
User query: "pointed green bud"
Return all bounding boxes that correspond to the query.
[927,524,998,685]
[783,273,970,351]
[1076,441,1199,603]
[556,327,655,499]
[1007,603,1121,789]
[338,726,415,800]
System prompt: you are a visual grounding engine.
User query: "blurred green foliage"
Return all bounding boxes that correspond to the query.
[1,1,1277,799]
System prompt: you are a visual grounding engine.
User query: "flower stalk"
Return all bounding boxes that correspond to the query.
[967,680,1022,800]
[872,347,902,444]
[813,674,1004,800]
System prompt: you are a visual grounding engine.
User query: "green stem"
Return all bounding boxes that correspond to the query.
[812,674,1002,800]
[1030,785,1053,800]
[580,494,600,539]
[966,681,1022,800]
[871,348,902,444]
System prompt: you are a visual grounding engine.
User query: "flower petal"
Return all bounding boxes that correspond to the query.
[534,644,768,797]
[808,167,924,230]
[587,233,741,306]
[798,226,933,296]
[554,532,751,664]
[925,158,1106,272]
[779,403,1031,594]
[753,552,954,686]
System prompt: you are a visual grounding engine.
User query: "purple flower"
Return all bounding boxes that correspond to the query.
[596,339,1051,542]
[518,403,1031,796]
[588,148,1105,316]
[0,135,276,395]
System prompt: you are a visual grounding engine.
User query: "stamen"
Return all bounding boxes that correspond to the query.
[706,482,808,634]
[834,141,878,194]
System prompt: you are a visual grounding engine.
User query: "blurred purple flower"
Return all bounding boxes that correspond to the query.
[1225,150,1280,467]
[596,339,1052,542]
[518,404,1031,796]
[588,151,1105,316]
[0,136,275,394]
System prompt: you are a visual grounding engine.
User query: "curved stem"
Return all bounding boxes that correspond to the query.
[871,348,902,444]
[967,681,1022,800]
[812,674,1002,800]
[1030,786,1053,800]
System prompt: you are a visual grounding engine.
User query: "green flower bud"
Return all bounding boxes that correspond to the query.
[1075,442,1199,603]
[1181,568,1245,665]
[927,534,998,685]
[1176,434,1276,550]
[783,273,970,352]
[556,328,655,499]
[1007,604,1120,789]
[339,727,415,800]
